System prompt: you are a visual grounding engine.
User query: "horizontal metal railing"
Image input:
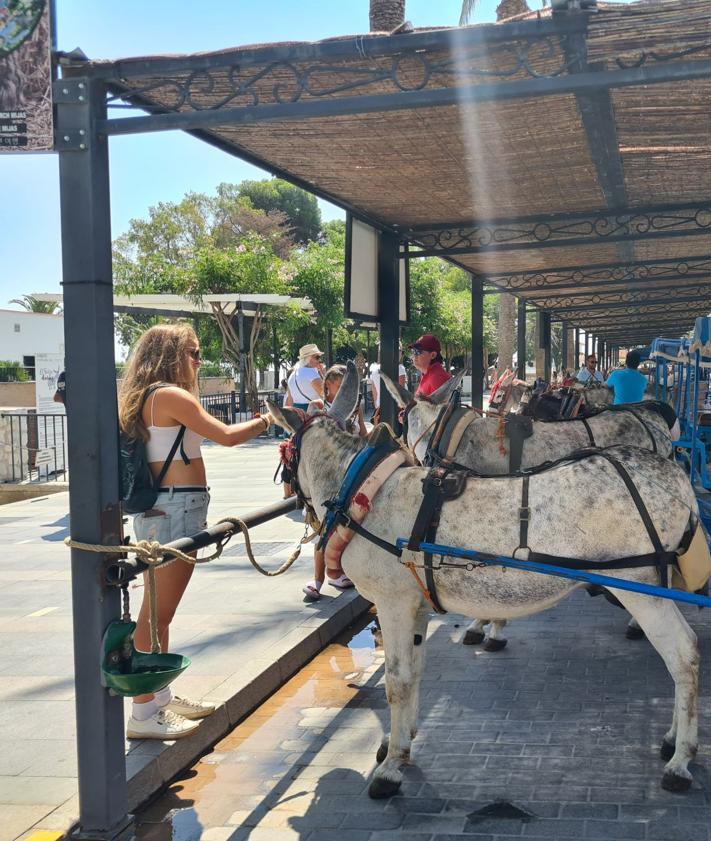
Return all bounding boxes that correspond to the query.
[106,496,301,583]
[0,411,67,482]
[200,389,280,428]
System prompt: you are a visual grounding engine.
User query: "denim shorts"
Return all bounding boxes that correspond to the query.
[133,488,210,566]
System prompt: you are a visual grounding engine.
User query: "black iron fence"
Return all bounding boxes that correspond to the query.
[0,411,67,482]
[200,390,280,432]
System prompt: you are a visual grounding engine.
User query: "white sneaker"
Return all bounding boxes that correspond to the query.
[164,695,216,720]
[126,708,200,740]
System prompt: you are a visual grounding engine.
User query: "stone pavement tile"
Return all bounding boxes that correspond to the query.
[0,701,75,741]
[584,818,646,839]
[646,820,709,841]
[0,777,76,807]
[0,804,54,841]
[0,676,75,702]
[21,741,77,778]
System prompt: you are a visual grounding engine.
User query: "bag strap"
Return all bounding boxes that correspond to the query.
[142,383,190,484]
[155,426,187,488]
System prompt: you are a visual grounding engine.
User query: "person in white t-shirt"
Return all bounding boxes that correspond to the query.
[286,343,325,409]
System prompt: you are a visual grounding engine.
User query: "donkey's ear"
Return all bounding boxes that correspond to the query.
[380,370,412,408]
[429,369,465,405]
[328,360,360,428]
[267,400,303,434]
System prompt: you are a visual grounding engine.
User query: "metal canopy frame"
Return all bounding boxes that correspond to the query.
[56,4,711,836]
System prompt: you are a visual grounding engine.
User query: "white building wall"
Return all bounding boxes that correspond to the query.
[0,310,64,362]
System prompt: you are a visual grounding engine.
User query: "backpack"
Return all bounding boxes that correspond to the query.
[119,384,188,515]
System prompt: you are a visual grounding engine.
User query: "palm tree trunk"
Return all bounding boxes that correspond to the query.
[369,0,406,31]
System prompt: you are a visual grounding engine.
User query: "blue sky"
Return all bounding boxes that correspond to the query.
[1,0,633,305]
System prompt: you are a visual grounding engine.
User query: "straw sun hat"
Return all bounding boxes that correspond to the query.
[298,343,324,363]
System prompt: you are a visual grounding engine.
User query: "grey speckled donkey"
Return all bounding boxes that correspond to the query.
[381,371,678,650]
[269,361,700,799]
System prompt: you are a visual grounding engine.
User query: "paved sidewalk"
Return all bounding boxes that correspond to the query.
[0,438,368,841]
[134,589,711,841]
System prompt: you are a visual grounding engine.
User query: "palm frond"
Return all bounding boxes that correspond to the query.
[459,0,480,25]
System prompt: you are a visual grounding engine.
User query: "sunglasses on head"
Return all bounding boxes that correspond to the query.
[188,349,201,361]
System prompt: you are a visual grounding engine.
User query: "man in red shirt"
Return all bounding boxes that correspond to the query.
[409,334,451,397]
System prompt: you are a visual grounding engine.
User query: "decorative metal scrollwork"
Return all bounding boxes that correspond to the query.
[411,205,711,254]
[496,257,711,292]
[537,284,711,312]
[615,40,711,70]
[106,33,580,112]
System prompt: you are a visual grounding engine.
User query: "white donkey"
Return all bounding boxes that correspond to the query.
[269,362,699,798]
[382,371,678,649]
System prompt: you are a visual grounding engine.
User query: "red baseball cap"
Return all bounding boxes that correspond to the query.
[409,334,441,353]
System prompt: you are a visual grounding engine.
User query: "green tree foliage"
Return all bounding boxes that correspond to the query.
[235,179,322,244]
[8,294,62,314]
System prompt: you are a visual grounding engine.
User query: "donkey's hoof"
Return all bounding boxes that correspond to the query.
[375,743,388,764]
[661,770,692,792]
[483,637,508,652]
[463,630,485,645]
[626,624,646,640]
[660,739,676,761]
[368,776,401,799]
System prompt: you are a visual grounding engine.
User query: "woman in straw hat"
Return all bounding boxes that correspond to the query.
[285,343,325,410]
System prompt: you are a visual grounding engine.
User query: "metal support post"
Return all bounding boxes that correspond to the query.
[56,75,132,839]
[561,321,569,373]
[471,275,485,410]
[377,231,400,428]
[598,340,605,371]
[574,327,579,370]
[538,311,552,382]
[516,297,526,380]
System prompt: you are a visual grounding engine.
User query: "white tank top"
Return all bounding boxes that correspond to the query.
[145,389,203,463]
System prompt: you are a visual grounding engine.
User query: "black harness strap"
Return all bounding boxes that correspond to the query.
[580,417,595,448]
[326,508,403,557]
[626,408,658,454]
[513,449,674,586]
[516,475,530,557]
[603,451,668,586]
[504,414,534,474]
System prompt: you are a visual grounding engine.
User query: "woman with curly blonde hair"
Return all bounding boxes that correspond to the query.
[118,323,273,739]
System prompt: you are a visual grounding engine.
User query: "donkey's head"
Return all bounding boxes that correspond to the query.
[381,369,464,461]
[268,360,364,521]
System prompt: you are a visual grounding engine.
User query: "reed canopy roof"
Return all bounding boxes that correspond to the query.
[76,0,711,345]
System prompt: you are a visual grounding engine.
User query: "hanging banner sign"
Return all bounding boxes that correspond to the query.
[0,0,54,152]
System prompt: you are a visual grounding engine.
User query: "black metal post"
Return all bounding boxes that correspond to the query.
[325,327,333,367]
[56,74,131,839]
[574,327,580,371]
[471,275,484,410]
[538,311,551,382]
[561,321,569,374]
[377,231,400,428]
[516,297,526,381]
[272,321,280,390]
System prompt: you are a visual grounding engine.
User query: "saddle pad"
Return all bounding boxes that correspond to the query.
[673,522,711,592]
[438,407,479,461]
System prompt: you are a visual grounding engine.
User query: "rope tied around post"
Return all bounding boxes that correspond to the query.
[65,507,319,650]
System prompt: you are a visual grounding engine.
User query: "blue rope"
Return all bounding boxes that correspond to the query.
[396,538,711,609]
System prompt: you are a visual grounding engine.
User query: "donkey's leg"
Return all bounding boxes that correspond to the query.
[483,619,509,652]
[376,605,429,765]
[370,598,425,799]
[610,588,699,791]
[462,618,488,645]
[625,615,645,640]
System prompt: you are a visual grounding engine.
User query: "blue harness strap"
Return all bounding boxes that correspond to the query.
[395,538,711,610]
[318,445,392,551]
